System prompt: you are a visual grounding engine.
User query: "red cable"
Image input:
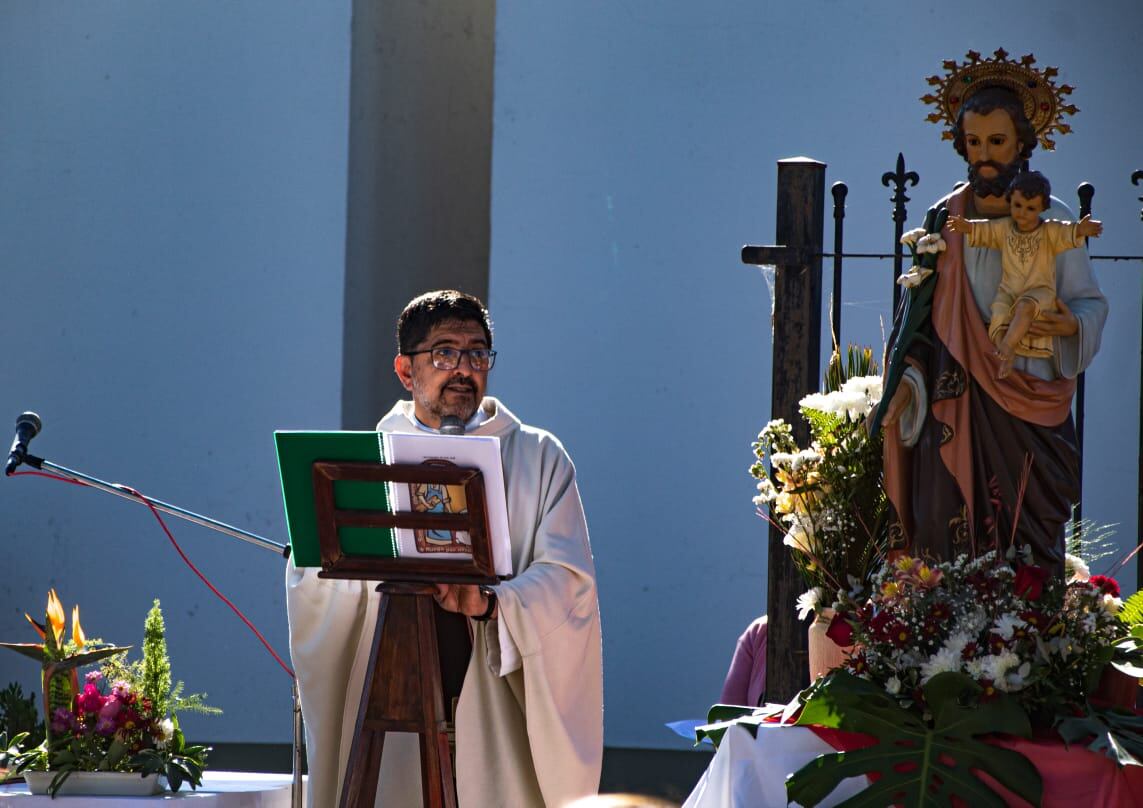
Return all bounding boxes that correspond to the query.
[11,470,295,679]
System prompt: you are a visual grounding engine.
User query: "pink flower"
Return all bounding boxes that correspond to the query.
[76,683,105,714]
[50,707,74,734]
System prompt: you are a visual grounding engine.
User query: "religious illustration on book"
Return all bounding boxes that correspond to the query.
[410,458,471,552]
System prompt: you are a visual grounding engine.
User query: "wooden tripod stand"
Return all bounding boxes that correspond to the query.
[310,460,499,808]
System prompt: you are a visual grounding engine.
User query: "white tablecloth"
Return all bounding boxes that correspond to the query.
[0,771,297,807]
[682,724,869,808]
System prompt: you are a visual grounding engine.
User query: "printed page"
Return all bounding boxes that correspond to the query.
[383,432,513,577]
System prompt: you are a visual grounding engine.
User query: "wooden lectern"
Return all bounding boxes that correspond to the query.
[311,460,499,808]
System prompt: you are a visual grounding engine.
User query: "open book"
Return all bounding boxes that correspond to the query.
[383,431,512,578]
[275,430,512,577]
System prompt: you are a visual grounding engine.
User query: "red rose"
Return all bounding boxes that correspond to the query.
[1090,575,1121,598]
[1013,564,1049,601]
[826,612,854,647]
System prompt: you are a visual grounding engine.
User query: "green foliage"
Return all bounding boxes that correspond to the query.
[0,682,43,748]
[99,601,220,721]
[131,722,210,792]
[142,601,172,719]
[1119,590,1143,630]
[786,670,1041,807]
[1057,704,1143,768]
[693,703,787,749]
[823,344,879,395]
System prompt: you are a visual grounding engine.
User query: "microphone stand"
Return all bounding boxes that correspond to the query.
[15,452,305,808]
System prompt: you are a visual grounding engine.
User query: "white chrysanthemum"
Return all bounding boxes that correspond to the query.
[1065,554,1091,583]
[981,651,1022,691]
[841,375,884,406]
[992,614,1026,641]
[919,647,963,684]
[796,587,824,620]
[799,391,832,412]
[832,390,870,420]
[885,676,902,695]
[900,227,927,246]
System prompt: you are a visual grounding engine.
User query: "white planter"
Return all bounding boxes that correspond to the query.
[24,770,164,796]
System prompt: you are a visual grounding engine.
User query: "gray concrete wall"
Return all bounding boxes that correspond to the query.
[0,2,351,743]
[487,0,1143,750]
[341,0,496,429]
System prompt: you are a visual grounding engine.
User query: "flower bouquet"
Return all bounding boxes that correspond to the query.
[750,346,888,620]
[0,591,217,797]
[780,548,1143,805]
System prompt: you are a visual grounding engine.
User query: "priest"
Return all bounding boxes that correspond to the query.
[286,290,603,807]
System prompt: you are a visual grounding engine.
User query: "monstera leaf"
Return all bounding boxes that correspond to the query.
[1057,704,1143,767]
[786,670,1042,807]
[693,702,788,749]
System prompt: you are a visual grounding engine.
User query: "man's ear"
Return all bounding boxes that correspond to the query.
[394,354,414,391]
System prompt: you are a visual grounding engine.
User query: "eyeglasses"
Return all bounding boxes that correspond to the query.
[404,347,497,371]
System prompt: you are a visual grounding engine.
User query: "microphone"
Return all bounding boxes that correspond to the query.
[6,412,42,475]
[439,415,465,436]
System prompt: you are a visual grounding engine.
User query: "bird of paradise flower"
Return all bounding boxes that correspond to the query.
[0,590,130,747]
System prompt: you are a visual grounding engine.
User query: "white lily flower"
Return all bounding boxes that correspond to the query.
[896,266,933,289]
[916,233,947,254]
[900,227,927,246]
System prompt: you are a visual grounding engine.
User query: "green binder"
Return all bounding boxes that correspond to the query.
[274,431,396,567]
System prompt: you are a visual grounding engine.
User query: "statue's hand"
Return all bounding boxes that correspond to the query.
[1027,298,1078,338]
[880,384,913,427]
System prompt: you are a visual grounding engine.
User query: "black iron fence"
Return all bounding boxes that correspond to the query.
[745,155,1143,701]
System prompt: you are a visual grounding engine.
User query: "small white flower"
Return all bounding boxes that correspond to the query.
[896,266,933,289]
[753,478,778,505]
[1065,554,1091,583]
[796,587,824,620]
[900,227,927,246]
[156,718,175,746]
[885,676,902,695]
[1103,594,1124,615]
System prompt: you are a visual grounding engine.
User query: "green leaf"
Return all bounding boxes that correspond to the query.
[694,703,786,749]
[1057,704,1143,767]
[786,671,1042,807]
[0,643,47,663]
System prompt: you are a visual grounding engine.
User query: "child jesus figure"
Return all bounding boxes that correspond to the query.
[948,170,1103,378]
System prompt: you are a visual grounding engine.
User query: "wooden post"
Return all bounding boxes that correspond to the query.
[753,157,826,702]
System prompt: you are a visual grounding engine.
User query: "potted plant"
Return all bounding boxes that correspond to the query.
[1,591,218,797]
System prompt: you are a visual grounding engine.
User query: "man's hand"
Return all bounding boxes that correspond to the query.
[1027,298,1079,338]
[434,583,496,619]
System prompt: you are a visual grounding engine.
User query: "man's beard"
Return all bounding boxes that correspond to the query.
[967,159,1022,198]
[423,375,479,422]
